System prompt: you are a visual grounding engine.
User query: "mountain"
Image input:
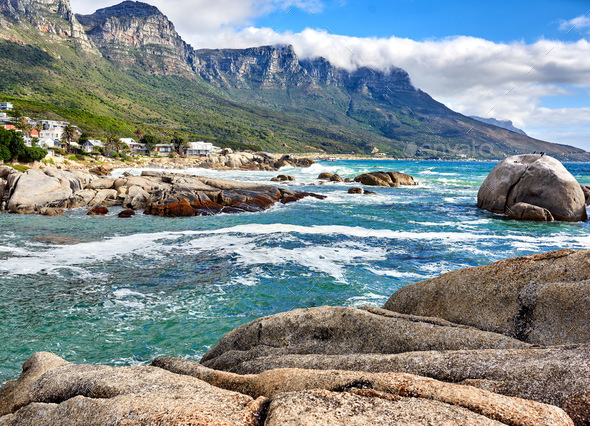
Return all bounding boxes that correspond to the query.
[470,116,527,136]
[0,0,587,160]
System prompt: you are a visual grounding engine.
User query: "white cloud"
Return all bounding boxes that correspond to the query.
[559,14,590,32]
[69,1,590,150]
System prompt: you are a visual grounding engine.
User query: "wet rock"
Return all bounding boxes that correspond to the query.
[383,249,590,345]
[270,175,295,182]
[118,209,135,218]
[354,171,416,187]
[200,306,529,372]
[364,190,377,195]
[87,206,109,216]
[348,187,363,194]
[506,202,554,221]
[154,359,572,425]
[330,174,344,182]
[478,154,587,222]
[38,207,64,216]
[581,184,590,206]
[0,353,265,425]
[147,200,196,217]
[318,172,333,180]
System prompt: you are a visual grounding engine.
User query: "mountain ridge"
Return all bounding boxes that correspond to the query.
[0,0,587,159]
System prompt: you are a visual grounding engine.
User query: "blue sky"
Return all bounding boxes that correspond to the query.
[255,0,586,43]
[72,0,590,150]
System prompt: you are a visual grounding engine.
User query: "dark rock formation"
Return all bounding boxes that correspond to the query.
[478,154,587,222]
[348,187,363,194]
[270,175,295,182]
[86,206,108,215]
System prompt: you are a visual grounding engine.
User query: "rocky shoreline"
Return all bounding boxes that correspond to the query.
[0,157,327,216]
[1,249,588,424]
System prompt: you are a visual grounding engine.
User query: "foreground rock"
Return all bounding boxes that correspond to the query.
[222,345,590,425]
[478,154,587,221]
[153,358,572,425]
[383,249,590,345]
[2,168,325,216]
[0,352,264,425]
[200,306,529,371]
[1,354,570,426]
[354,171,416,187]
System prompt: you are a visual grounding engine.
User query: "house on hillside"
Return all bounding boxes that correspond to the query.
[0,102,13,111]
[82,140,105,153]
[0,113,11,123]
[154,144,174,155]
[120,138,149,155]
[185,141,221,157]
[39,138,65,150]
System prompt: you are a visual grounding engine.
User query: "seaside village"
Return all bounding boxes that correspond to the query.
[0,102,223,159]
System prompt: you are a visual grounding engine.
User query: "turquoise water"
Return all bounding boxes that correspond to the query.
[1,159,590,383]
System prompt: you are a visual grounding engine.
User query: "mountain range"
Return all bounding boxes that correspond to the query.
[0,0,587,160]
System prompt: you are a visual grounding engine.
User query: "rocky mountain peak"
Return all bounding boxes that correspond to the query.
[76,1,192,74]
[0,0,94,50]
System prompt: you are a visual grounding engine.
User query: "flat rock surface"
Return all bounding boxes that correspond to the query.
[383,249,590,345]
[200,305,529,371]
[0,352,263,425]
[224,344,590,425]
[154,358,572,425]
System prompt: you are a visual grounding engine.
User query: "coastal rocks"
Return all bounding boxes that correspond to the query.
[118,209,135,218]
[273,154,315,169]
[200,305,529,372]
[0,352,264,425]
[6,169,80,213]
[86,177,114,190]
[383,249,590,345]
[348,187,363,194]
[224,345,590,425]
[505,202,554,221]
[478,154,587,222]
[354,171,416,187]
[37,207,64,216]
[581,184,590,205]
[87,207,109,216]
[153,359,572,425]
[270,175,295,182]
[318,172,333,180]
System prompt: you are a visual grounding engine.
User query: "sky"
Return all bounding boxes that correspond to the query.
[71,0,590,150]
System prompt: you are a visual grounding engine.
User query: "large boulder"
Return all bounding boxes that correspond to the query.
[200,306,528,372]
[383,249,590,345]
[354,171,416,187]
[0,353,264,425]
[7,169,80,213]
[478,154,587,221]
[223,345,590,425]
[154,358,572,425]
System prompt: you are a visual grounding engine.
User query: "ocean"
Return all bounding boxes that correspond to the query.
[1,159,590,384]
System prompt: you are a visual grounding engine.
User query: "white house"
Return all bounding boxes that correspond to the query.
[185,141,221,156]
[82,140,105,153]
[39,138,64,150]
[120,138,149,155]
[39,129,64,141]
[0,102,13,111]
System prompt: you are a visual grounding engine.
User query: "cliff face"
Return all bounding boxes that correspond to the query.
[192,44,416,93]
[0,0,93,49]
[76,1,193,75]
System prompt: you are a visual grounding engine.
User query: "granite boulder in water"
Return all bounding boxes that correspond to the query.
[478,154,587,221]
